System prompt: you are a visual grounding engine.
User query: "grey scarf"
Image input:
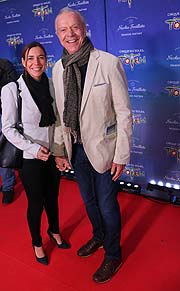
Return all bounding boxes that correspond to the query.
[62,37,94,140]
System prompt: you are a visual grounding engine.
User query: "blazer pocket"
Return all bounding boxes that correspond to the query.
[106,123,117,136]
[93,82,109,87]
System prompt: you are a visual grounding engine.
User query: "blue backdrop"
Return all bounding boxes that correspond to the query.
[0,0,179,196]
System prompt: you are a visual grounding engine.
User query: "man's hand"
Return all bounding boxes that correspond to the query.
[55,156,71,171]
[111,163,125,181]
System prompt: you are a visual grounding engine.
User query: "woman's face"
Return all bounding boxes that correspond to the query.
[22,46,46,80]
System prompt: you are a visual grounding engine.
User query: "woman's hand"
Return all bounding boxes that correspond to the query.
[37,146,50,161]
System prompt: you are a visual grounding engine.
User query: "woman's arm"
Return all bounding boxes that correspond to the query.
[1,82,40,158]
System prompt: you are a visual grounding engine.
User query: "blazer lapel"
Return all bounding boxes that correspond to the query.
[80,49,100,115]
[55,61,65,117]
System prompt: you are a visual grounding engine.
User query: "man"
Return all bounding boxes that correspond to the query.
[52,7,132,283]
[0,58,18,204]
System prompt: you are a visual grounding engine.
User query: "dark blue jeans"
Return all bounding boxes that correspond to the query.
[0,167,15,191]
[71,144,121,260]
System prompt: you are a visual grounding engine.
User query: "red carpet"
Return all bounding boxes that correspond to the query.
[0,176,180,291]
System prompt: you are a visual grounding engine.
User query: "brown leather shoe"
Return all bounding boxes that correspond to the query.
[93,257,122,283]
[77,238,103,257]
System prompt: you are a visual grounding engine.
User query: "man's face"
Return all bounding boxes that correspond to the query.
[56,12,86,54]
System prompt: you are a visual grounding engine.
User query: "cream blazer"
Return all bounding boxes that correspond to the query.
[1,75,55,159]
[52,49,133,173]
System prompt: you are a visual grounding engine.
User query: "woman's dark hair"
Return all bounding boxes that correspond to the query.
[22,41,47,60]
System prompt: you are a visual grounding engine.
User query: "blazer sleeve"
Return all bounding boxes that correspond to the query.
[1,82,40,157]
[51,110,66,156]
[51,61,67,157]
[111,57,133,164]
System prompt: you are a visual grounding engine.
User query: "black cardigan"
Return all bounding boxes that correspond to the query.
[0,58,18,112]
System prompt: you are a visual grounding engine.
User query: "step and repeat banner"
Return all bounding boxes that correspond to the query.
[0,0,179,195]
[105,0,180,193]
[0,0,106,75]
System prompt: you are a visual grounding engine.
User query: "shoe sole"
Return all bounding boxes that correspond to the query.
[78,245,103,257]
[93,262,123,284]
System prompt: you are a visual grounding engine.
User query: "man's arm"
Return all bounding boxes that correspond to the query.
[51,111,66,155]
[111,57,133,166]
[51,111,71,171]
[109,57,133,180]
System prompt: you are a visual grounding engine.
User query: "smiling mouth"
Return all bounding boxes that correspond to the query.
[32,68,42,71]
[67,39,78,43]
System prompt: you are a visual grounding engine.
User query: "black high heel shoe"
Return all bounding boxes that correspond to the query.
[33,245,48,265]
[47,230,70,249]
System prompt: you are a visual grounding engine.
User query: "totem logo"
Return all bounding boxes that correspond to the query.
[7,36,23,48]
[165,18,180,30]
[164,147,180,162]
[133,115,146,125]
[119,53,146,71]
[124,168,145,179]
[166,86,180,97]
[118,0,132,8]
[32,5,53,21]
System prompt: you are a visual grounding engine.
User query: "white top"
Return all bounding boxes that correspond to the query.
[1,75,55,159]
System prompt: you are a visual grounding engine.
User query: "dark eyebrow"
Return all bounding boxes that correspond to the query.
[28,54,45,57]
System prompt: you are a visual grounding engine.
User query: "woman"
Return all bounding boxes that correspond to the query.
[1,42,70,265]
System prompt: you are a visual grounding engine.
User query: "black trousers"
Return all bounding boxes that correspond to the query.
[19,156,61,247]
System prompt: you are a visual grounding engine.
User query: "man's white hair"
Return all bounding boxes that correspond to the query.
[55,7,86,32]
